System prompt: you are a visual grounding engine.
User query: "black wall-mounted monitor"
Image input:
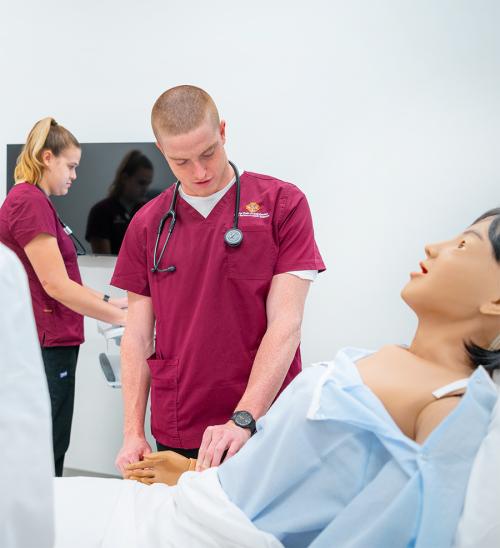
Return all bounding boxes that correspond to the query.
[6,142,176,255]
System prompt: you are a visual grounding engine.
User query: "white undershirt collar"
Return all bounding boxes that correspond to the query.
[179,176,237,218]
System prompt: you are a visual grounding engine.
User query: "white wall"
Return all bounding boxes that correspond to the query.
[1,0,499,474]
[65,256,156,474]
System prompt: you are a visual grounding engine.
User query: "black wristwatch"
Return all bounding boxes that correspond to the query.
[230,410,256,435]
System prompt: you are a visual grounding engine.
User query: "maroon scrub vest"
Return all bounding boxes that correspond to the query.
[0,183,84,347]
[112,171,325,448]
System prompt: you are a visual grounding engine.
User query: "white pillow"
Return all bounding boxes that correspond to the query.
[453,382,500,547]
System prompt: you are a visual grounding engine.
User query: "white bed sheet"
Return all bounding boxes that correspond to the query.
[54,468,282,548]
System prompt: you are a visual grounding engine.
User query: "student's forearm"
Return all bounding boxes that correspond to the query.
[45,278,125,324]
[84,285,124,308]
[121,329,154,438]
[235,319,301,419]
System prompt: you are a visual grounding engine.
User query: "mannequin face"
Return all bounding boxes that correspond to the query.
[39,146,81,196]
[402,217,500,329]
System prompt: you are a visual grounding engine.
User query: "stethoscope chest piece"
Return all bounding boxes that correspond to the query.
[224,227,243,247]
[152,161,243,272]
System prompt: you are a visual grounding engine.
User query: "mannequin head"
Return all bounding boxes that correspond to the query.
[402,208,500,372]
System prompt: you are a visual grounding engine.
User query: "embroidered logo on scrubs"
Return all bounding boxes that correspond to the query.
[240,201,270,219]
[245,202,261,213]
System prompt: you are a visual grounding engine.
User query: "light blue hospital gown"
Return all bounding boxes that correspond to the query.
[218,347,498,548]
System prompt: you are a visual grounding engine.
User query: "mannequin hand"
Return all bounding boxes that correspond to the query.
[196,421,251,471]
[115,435,152,475]
[124,451,197,486]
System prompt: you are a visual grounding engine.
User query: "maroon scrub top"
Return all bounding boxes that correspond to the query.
[0,183,84,347]
[111,171,325,448]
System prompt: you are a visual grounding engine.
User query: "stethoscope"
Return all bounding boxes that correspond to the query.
[35,184,87,256]
[151,160,243,274]
[59,220,87,256]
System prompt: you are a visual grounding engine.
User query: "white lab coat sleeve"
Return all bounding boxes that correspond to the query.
[0,243,55,548]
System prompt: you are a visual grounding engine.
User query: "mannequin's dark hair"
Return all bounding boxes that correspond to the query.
[465,207,500,374]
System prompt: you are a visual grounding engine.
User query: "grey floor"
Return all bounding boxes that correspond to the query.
[63,467,120,479]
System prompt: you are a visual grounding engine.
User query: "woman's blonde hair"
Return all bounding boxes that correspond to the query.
[14,117,80,185]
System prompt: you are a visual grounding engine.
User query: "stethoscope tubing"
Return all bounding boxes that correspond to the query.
[151,161,241,274]
[35,183,87,256]
[152,180,180,273]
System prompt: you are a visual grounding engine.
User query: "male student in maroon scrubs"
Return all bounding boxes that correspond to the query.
[112,85,325,473]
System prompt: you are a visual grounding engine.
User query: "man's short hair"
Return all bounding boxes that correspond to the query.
[151,85,220,138]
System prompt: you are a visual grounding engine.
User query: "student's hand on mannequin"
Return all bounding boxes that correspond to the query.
[196,421,251,471]
[115,435,152,475]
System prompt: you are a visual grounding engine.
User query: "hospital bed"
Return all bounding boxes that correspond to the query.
[90,322,500,545]
[48,379,500,547]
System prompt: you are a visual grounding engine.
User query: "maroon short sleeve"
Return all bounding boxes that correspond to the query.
[110,213,150,296]
[7,189,58,248]
[274,186,325,275]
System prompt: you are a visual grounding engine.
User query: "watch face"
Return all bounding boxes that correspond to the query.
[235,411,252,427]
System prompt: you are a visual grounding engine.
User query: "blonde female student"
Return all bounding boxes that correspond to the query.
[0,118,127,476]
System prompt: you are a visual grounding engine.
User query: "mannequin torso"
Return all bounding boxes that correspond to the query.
[358,344,470,441]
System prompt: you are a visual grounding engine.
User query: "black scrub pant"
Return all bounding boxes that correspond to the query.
[41,346,80,477]
[156,442,199,459]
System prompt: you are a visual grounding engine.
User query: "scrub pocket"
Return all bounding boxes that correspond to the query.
[147,355,180,445]
[225,226,276,280]
[39,296,58,345]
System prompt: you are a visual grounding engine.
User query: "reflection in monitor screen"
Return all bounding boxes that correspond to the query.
[6,142,176,256]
